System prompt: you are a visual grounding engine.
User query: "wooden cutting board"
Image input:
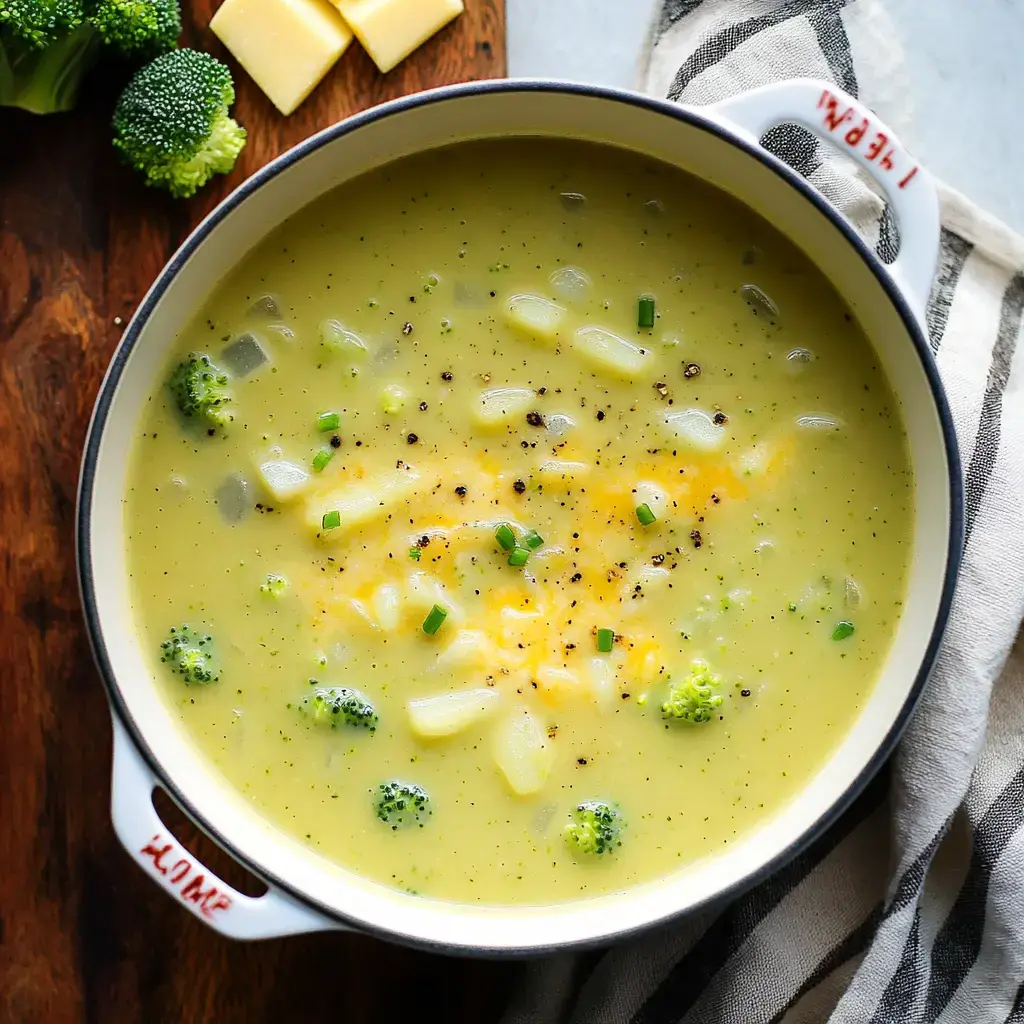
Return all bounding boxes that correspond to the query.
[0,5,515,1021]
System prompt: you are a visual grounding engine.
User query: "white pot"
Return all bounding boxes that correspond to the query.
[77,79,962,953]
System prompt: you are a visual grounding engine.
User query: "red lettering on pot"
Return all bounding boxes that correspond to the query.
[139,836,173,875]
[136,834,233,919]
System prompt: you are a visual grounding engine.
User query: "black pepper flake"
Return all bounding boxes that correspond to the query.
[537,387,547,396]
[654,382,668,397]
[652,553,665,566]
[741,688,752,697]
[419,401,428,411]
[407,433,419,444]
[711,493,721,504]
[441,370,453,381]
[513,479,526,494]
[417,535,430,548]
[526,411,545,427]
[454,485,467,497]
[576,758,588,766]
[621,692,631,700]
[713,411,728,425]
[683,362,701,379]
[329,434,342,448]
[402,322,413,335]
[207,427,216,436]
[690,529,703,548]
[596,410,605,421]
[570,572,582,583]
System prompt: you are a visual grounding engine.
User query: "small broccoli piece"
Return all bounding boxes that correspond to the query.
[167,352,232,427]
[661,659,724,723]
[375,780,431,830]
[159,624,218,684]
[304,685,378,732]
[89,0,180,57]
[564,800,622,856]
[112,48,246,198]
[260,573,288,597]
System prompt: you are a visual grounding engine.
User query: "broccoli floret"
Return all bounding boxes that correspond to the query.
[303,685,378,732]
[167,352,232,427]
[112,49,246,198]
[564,800,622,856]
[89,0,179,57]
[159,624,218,684]
[375,781,431,830]
[260,573,288,597]
[661,659,723,723]
[0,0,180,114]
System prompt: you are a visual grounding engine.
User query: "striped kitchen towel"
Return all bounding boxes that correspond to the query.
[501,2,1024,1022]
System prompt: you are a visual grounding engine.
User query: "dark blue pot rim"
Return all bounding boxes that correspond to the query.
[76,79,964,957]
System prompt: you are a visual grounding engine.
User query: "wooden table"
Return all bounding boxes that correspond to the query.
[0,4,522,1019]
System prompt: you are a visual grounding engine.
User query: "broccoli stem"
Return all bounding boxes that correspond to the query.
[0,23,99,114]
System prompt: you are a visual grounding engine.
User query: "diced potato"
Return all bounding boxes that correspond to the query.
[492,706,556,796]
[380,384,409,414]
[306,466,420,536]
[370,584,401,631]
[663,408,727,451]
[407,687,499,738]
[406,571,464,624]
[320,319,369,359]
[573,326,652,378]
[331,0,463,74]
[258,459,311,502]
[534,665,583,706]
[586,656,615,711]
[506,293,566,342]
[475,387,537,427]
[436,629,490,668]
[634,480,670,518]
[210,0,353,116]
[537,459,591,482]
[497,606,542,649]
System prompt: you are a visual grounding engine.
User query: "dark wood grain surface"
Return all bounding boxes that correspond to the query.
[0,4,520,1021]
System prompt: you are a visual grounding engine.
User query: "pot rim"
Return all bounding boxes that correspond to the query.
[76,78,964,955]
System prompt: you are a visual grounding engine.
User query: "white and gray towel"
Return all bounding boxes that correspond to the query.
[502,2,1024,1021]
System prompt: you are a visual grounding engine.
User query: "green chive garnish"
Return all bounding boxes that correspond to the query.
[322,510,341,531]
[597,628,614,653]
[422,604,448,635]
[508,547,529,567]
[638,296,655,329]
[635,503,657,526]
[495,523,516,551]
[523,529,544,549]
[312,447,334,472]
[832,620,855,641]
[409,547,421,561]
[317,411,340,432]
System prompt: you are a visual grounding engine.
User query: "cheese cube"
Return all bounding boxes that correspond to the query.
[332,0,463,74]
[211,0,354,116]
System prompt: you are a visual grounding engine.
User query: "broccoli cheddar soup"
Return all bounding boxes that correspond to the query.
[126,138,912,904]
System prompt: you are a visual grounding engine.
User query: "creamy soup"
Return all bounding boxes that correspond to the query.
[125,139,912,904]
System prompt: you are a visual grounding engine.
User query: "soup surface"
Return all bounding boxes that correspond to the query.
[125,139,912,904]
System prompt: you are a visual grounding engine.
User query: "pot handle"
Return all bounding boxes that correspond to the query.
[110,713,343,940]
[706,78,939,322]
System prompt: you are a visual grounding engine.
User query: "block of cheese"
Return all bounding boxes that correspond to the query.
[210,0,354,115]
[332,0,463,74]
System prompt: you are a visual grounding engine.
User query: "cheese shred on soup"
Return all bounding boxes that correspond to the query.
[125,139,912,903]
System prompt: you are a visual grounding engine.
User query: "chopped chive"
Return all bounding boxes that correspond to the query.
[422,604,448,635]
[832,620,855,641]
[495,523,516,551]
[409,547,421,561]
[635,502,657,526]
[317,411,340,432]
[508,547,529,567]
[596,628,614,653]
[638,296,655,329]
[523,529,544,550]
[322,510,341,531]
[312,447,335,472]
